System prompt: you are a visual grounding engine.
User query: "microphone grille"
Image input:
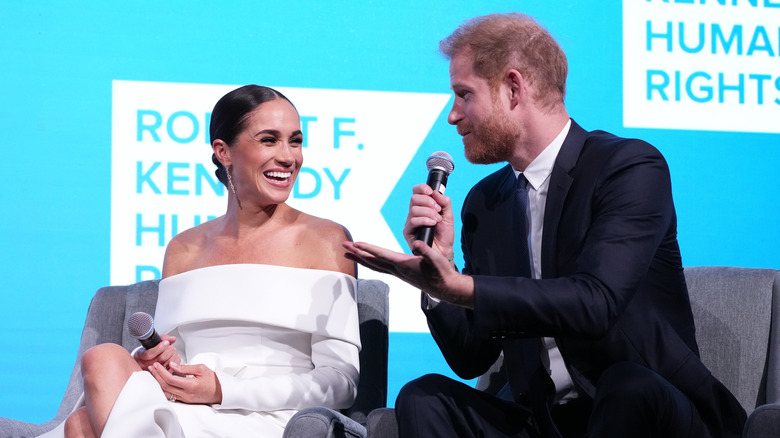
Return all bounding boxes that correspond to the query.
[426,151,455,175]
[127,311,154,339]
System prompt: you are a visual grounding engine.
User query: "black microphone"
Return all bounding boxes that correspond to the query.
[414,151,455,246]
[127,311,162,350]
[127,311,187,377]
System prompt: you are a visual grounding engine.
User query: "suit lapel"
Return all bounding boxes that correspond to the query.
[472,165,524,277]
[541,120,587,278]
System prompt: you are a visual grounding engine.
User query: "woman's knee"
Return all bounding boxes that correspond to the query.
[81,343,137,381]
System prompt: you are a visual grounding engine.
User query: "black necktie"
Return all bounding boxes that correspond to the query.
[514,174,532,278]
[507,173,558,434]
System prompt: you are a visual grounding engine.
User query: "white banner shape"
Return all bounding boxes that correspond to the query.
[623,0,780,134]
[111,80,451,332]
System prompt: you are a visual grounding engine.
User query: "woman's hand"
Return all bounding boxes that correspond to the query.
[133,335,182,370]
[148,362,223,405]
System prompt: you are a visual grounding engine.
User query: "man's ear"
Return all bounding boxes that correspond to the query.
[212,139,231,168]
[505,69,525,108]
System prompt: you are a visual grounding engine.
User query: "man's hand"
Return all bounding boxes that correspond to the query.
[403,184,456,260]
[342,240,475,308]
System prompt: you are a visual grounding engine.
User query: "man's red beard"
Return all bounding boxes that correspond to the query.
[461,106,517,165]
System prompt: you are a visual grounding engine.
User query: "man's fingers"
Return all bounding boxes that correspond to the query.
[411,183,434,196]
[343,241,419,276]
[344,249,395,276]
[361,241,417,261]
[345,241,393,260]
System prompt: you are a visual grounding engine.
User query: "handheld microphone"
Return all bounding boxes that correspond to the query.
[127,311,162,350]
[414,151,455,246]
[127,311,188,377]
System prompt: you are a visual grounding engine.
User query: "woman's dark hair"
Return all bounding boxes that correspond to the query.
[209,85,296,185]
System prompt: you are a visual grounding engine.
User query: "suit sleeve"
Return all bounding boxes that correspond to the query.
[423,293,503,380]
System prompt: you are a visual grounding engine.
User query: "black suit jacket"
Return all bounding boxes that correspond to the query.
[423,120,746,437]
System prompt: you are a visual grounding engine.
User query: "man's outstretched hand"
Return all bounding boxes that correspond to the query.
[342,240,475,308]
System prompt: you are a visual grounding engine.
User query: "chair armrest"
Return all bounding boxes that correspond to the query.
[50,285,132,422]
[0,417,53,437]
[0,285,135,436]
[744,403,780,438]
[366,408,398,438]
[1,281,160,436]
[283,407,366,438]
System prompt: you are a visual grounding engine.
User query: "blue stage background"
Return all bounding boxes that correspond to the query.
[2,0,778,424]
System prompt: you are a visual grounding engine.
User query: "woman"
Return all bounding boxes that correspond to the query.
[62,85,360,437]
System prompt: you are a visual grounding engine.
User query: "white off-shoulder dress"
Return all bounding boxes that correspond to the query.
[46,264,361,438]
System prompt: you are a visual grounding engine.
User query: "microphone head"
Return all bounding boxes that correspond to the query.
[127,311,155,340]
[426,151,455,175]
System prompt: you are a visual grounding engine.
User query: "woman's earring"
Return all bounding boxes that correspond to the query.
[226,165,242,209]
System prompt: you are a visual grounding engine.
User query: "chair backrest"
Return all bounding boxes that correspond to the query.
[52,280,161,424]
[685,266,780,412]
[54,277,389,425]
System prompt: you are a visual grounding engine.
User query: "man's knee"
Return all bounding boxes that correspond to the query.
[592,362,702,437]
[593,361,682,426]
[399,374,453,397]
[397,374,450,407]
[597,362,666,405]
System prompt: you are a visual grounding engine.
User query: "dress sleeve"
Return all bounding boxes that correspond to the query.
[211,272,361,411]
[213,334,360,411]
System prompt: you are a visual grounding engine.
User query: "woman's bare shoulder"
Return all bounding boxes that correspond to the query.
[161,220,217,278]
[310,214,351,239]
[295,212,354,275]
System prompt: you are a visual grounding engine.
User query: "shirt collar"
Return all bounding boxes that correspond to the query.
[514,119,571,191]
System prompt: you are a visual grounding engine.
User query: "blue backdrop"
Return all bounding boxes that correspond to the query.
[1,0,778,424]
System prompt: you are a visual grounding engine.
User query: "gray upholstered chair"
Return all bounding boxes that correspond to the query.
[685,266,780,437]
[366,266,780,438]
[0,278,389,438]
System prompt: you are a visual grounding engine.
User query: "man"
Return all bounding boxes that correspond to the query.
[343,13,746,438]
